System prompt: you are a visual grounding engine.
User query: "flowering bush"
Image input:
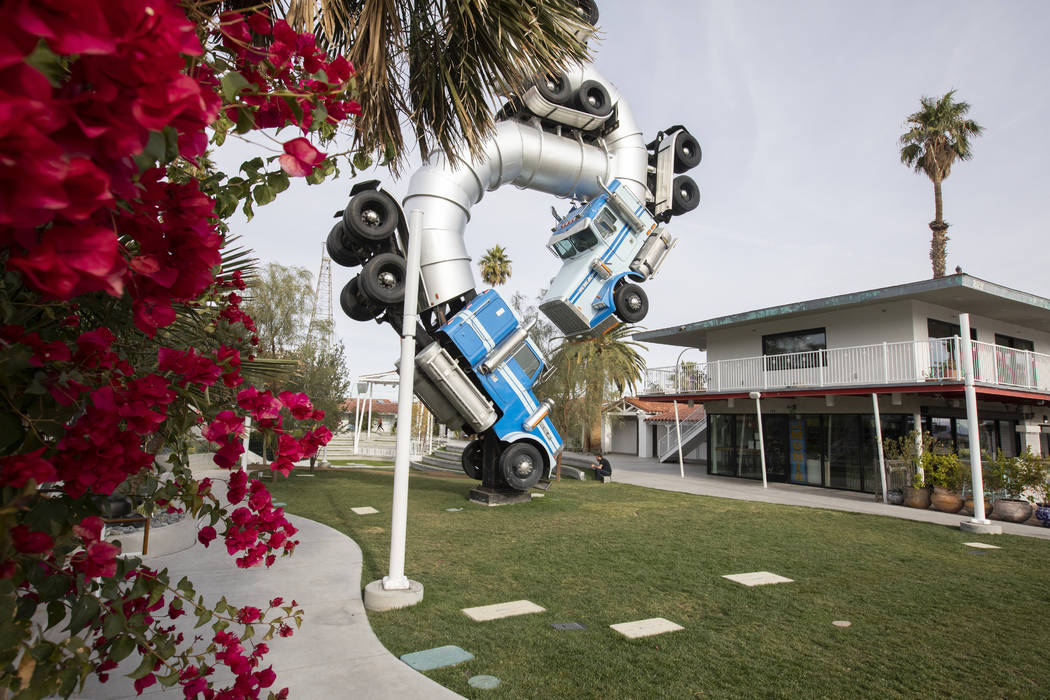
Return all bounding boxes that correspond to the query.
[0,0,359,697]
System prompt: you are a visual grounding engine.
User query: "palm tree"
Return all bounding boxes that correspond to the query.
[538,324,646,450]
[479,245,513,287]
[276,0,595,171]
[899,90,983,278]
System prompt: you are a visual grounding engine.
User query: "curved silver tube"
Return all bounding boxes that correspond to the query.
[403,66,647,308]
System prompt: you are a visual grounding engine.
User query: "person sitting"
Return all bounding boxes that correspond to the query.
[589,453,612,481]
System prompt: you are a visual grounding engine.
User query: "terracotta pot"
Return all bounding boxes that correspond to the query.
[930,486,963,513]
[993,498,1033,523]
[962,496,993,517]
[903,486,931,509]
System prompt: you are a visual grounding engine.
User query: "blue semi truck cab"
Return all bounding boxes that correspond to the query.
[412,289,562,490]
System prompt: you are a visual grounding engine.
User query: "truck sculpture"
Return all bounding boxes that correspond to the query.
[326,0,702,497]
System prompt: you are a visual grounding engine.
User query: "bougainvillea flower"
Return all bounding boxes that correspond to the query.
[10,525,53,554]
[198,526,217,547]
[278,137,325,177]
[0,450,57,488]
[7,223,124,299]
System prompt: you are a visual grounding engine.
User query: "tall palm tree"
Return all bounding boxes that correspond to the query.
[277,0,595,171]
[538,324,646,450]
[479,245,513,287]
[899,91,983,278]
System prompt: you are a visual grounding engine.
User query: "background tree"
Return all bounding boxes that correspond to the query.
[279,0,595,170]
[899,90,983,278]
[537,324,646,450]
[287,334,352,467]
[511,291,558,358]
[243,263,316,357]
[479,245,513,287]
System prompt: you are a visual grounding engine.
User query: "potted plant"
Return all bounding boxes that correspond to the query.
[986,449,1049,523]
[884,430,936,508]
[923,451,964,513]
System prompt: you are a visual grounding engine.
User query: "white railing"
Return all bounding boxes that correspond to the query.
[643,338,1050,395]
[657,417,708,462]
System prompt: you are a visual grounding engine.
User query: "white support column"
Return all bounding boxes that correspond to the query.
[353,385,363,455]
[240,415,252,472]
[958,313,998,534]
[912,410,923,483]
[674,400,685,478]
[365,209,426,609]
[367,384,374,437]
[872,393,887,504]
[749,392,767,488]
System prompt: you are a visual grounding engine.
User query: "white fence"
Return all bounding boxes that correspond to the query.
[643,338,1050,395]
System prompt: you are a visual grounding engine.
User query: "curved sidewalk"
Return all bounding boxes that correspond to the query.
[603,453,1050,540]
[74,513,462,699]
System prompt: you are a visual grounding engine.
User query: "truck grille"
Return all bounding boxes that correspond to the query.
[540,300,590,336]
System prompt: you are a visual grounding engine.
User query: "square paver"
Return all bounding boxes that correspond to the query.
[963,542,1001,549]
[351,506,379,515]
[462,600,545,622]
[610,617,683,639]
[400,645,474,671]
[722,571,794,587]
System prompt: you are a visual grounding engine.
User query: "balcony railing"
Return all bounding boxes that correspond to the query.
[642,338,1050,395]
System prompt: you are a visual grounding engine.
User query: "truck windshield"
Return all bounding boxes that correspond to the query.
[552,229,600,259]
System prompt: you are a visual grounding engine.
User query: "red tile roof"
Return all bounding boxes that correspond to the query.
[647,404,706,423]
[340,398,399,414]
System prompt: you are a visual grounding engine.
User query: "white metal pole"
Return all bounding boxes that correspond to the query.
[240,415,251,472]
[872,393,887,504]
[959,313,989,524]
[367,384,373,437]
[750,392,767,488]
[352,384,362,455]
[385,209,424,590]
[674,400,685,478]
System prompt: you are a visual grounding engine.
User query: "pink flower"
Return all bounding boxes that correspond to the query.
[10,525,53,554]
[236,606,262,624]
[74,515,104,543]
[0,450,57,488]
[278,137,325,177]
[134,673,156,695]
[198,526,217,547]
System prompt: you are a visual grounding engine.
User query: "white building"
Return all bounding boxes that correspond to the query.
[635,274,1050,493]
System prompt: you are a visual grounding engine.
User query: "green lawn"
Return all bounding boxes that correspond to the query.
[266,469,1050,698]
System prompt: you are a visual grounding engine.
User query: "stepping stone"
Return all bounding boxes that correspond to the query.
[832,620,852,628]
[963,542,1000,549]
[296,473,315,477]
[610,617,683,639]
[445,507,464,512]
[462,600,545,622]
[351,506,379,515]
[722,571,794,587]
[468,675,500,690]
[551,622,586,631]
[273,502,287,507]
[400,645,473,671]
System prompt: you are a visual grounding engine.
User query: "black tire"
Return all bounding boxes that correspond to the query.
[340,278,380,322]
[461,441,482,480]
[327,223,361,268]
[576,80,613,118]
[536,72,571,105]
[613,283,648,323]
[670,175,700,216]
[673,131,702,173]
[359,252,406,307]
[575,0,599,25]
[343,190,398,244]
[499,442,543,491]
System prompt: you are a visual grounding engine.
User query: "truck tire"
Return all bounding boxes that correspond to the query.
[536,72,571,105]
[327,223,362,268]
[499,442,543,491]
[670,175,700,216]
[359,253,406,307]
[340,278,380,322]
[343,189,398,244]
[673,131,702,173]
[576,80,613,118]
[613,283,648,323]
[461,441,482,480]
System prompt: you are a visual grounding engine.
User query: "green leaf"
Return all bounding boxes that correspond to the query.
[194,608,213,628]
[127,652,156,680]
[235,106,254,134]
[46,601,66,630]
[252,184,276,206]
[220,71,253,101]
[24,43,64,86]
[109,634,136,662]
[352,152,373,171]
[103,610,124,638]
[176,576,194,596]
[68,595,100,635]
[266,171,290,194]
[240,157,265,178]
[15,596,38,621]
[36,574,71,602]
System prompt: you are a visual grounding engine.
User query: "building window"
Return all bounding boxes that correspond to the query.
[994,333,1034,351]
[762,328,826,370]
[993,333,1036,387]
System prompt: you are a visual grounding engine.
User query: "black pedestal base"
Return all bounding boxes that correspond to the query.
[468,485,532,507]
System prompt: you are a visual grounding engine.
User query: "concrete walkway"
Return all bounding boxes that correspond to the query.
[75,473,462,700]
[599,452,1050,540]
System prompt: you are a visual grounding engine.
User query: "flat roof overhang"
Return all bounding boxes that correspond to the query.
[636,274,1050,350]
[642,382,1050,406]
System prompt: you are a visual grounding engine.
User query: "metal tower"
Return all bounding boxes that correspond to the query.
[308,242,334,347]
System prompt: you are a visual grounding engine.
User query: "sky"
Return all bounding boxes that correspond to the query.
[215,0,1050,400]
